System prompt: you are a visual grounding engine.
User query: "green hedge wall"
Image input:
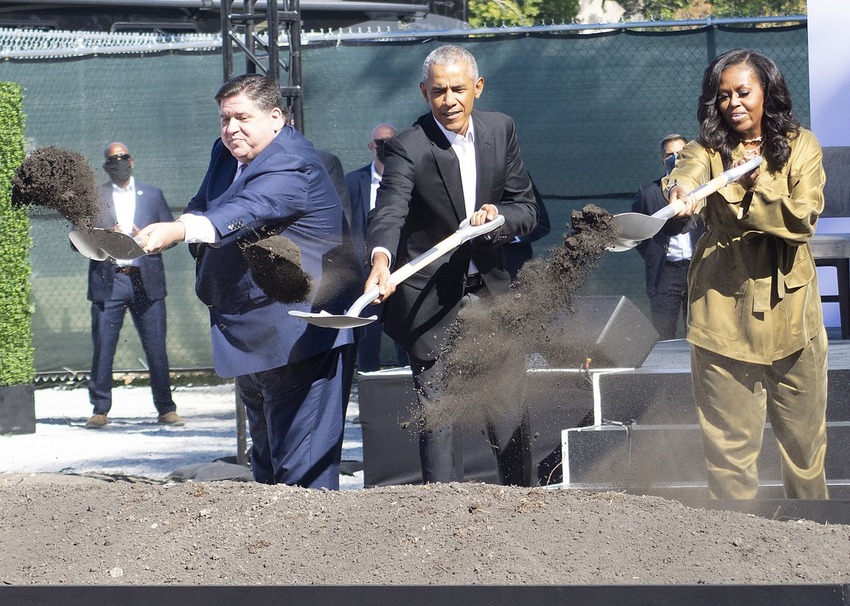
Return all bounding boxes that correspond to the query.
[0,82,33,386]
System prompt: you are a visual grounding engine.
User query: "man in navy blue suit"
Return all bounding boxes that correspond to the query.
[85,142,182,429]
[139,74,362,489]
[345,122,408,371]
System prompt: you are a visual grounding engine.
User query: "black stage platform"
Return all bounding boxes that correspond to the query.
[5,584,850,606]
[358,337,850,524]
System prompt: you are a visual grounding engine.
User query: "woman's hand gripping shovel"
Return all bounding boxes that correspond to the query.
[289,215,506,329]
[608,156,763,252]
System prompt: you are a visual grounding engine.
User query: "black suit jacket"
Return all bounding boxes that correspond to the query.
[87,182,173,303]
[317,149,351,226]
[345,163,372,267]
[632,178,705,298]
[367,110,538,360]
[503,180,550,281]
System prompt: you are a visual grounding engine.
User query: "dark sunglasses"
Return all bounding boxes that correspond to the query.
[371,138,388,146]
[107,153,132,161]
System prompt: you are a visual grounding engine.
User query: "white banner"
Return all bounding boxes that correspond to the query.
[809,0,850,146]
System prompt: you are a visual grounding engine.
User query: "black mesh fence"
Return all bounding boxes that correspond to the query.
[0,22,810,376]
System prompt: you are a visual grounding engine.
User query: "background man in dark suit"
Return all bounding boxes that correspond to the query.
[502,179,550,282]
[85,142,182,429]
[632,134,705,340]
[316,148,351,225]
[139,74,362,490]
[366,45,539,485]
[346,122,408,371]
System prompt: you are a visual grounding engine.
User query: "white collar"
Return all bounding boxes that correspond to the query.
[111,176,136,193]
[433,113,475,145]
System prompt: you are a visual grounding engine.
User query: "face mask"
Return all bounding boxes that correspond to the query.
[373,138,388,164]
[104,157,133,184]
[664,152,677,176]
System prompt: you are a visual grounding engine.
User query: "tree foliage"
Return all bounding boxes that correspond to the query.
[468,0,804,27]
[468,0,580,26]
[618,0,806,20]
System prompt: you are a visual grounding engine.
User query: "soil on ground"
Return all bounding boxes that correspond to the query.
[0,477,847,586]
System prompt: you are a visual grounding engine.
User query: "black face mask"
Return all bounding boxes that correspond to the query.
[104,157,133,184]
[373,138,388,164]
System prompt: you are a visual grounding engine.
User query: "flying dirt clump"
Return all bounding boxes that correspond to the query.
[425,204,619,429]
[11,146,100,228]
[242,234,312,304]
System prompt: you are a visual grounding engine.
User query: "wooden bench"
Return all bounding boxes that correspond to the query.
[811,233,850,339]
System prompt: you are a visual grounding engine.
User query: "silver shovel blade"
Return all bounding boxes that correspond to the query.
[70,228,146,260]
[607,238,641,252]
[288,310,379,329]
[610,211,670,244]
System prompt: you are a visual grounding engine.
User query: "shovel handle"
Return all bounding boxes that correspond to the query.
[688,155,763,202]
[656,155,764,220]
[348,215,507,318]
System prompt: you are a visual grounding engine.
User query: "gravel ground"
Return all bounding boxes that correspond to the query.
[1,382,848,586]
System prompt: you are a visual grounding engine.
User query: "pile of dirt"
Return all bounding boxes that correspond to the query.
[11,146,100,228]
[0,479,847,586]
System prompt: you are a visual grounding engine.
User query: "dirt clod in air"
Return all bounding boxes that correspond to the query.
[242,234,312,304]
[426,204,619,429]
[11,146,100,228]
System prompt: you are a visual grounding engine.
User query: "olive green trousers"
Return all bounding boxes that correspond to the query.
[691,329,829,499]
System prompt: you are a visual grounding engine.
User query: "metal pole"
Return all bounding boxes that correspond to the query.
[289,0,304,132]
[221,0,233,81]
[235,386,250,466]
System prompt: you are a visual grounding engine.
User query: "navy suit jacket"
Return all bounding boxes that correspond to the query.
[87,182,172,303]
[367,110,539,360]
[345,163,372,267]
[632,178,705,298]
[186,127,362,377]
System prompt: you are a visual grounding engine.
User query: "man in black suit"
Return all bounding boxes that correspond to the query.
[632,134,705,340]
[366,45,539,484]
[85,142,182,429]
[346,122,408,371]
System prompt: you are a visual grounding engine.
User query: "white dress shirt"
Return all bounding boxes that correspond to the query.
[179,162,248,244]
[112,177,137,267]
[666,232,693,262]
[434,116,479,274]
[369,161,382,211]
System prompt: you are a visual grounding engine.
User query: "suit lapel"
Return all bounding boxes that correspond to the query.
[359,169,371,221]
[420,114,466,223]
[472,112,494,211]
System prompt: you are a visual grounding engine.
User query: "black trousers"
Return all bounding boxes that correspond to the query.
[650,260,690,340]
[409,288,533,486]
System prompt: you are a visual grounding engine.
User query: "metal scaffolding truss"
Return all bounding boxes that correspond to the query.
[220,0,303,129]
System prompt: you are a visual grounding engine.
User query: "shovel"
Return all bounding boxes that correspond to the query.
[609,155,763,252]
[289,214,507,329]
[69,228,147,261]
